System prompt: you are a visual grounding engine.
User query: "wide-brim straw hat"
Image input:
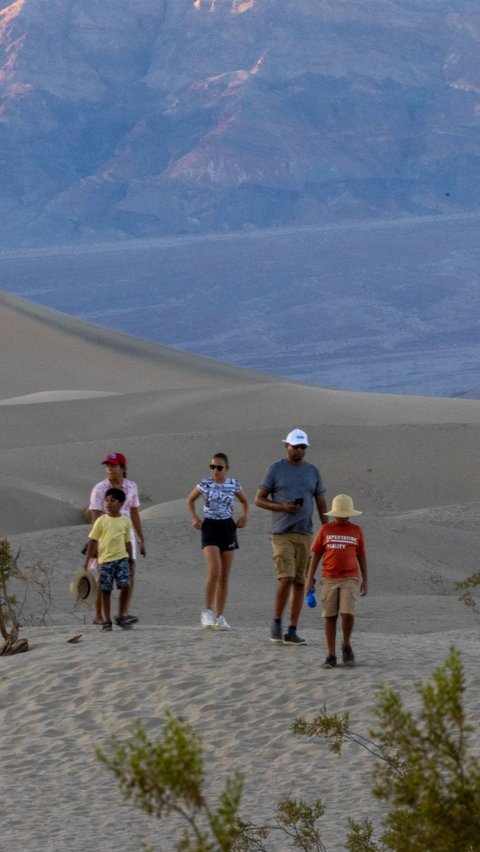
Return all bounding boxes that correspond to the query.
[69,567,98,607]
[325,494,362,517]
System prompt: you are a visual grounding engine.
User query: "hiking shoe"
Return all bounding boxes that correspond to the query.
[124,614,138,624]
[322,654,337,668]
[283,632,307,646]
[114,616,132,630]
[214,615,231,631]
[270,620,283,643]
[201,609,215,628]
[342,645,355,666]
[102,621,112,632]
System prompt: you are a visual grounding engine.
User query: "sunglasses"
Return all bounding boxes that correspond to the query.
[291,444,308,450]
[210,464,225,471]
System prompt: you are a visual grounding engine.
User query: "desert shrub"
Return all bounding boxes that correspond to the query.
[0,538,20,629]
[97,649,478,851]
[294,646,480,852]
[456,570,480,614]
[96,713,326,851]
[0,538,54,653]
[0,538,28,653]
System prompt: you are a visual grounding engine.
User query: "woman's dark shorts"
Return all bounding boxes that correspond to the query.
[201,518,238,552]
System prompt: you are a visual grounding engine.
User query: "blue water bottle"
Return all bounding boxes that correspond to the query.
[306,578,316,608]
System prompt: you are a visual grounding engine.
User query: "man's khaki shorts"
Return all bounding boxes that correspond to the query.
[321,577,358,616]
[271,532,313,584]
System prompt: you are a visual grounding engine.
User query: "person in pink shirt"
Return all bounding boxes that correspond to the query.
[306,494,367,669]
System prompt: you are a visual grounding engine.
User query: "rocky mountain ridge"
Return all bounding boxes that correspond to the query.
[1,0,480,247]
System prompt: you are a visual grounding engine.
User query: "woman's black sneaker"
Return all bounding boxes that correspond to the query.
[322,654,337,668]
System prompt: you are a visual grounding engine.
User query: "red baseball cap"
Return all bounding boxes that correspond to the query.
[101,452,127,467]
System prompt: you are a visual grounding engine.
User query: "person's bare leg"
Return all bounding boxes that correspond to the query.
[289,582,305,628]
[118,585,129,619]
[215,551,234,617]
[203,546,221,610]
[94,588,103,622]
[341,612,354,648]
[324,615,338,656]
[126,562,135,611]
[102,590,112,623]
[274,576,293,620]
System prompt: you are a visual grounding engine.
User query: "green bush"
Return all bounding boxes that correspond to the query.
[0,539,53,653]
[456,570,480,614]
[0,538,20,633]
[294,647,480,851]
[96,713,326,851]
[97,649,479,851]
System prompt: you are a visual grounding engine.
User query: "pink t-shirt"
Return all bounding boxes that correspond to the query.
[88,477,140,516]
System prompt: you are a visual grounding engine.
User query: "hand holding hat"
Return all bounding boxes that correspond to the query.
[69,566,98,608]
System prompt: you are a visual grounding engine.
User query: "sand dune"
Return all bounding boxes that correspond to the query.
[0,390,119,405]
[1,289,479,851]
[1,289,480,535]
[2,623,479,852]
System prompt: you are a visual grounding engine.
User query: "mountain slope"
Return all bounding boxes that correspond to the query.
[1,0,480,246]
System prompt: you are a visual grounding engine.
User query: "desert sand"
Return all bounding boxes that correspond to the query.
[0,289,479,851]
